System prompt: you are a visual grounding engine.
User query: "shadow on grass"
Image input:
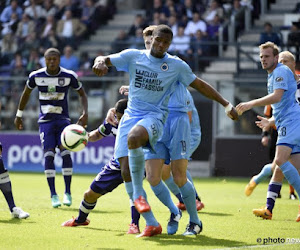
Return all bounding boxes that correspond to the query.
[0,218,35,224]
[143,234,247,248]
[55,207,122,214]
[198,211,233,217]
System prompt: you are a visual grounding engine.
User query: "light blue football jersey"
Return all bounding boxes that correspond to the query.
[110,49,196,123]
[167,82,190,113]
[268,63,300,126]
[27,67,82,123]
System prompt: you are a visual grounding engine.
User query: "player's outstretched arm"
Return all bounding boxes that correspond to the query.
[14,86,32,130]
[190,78,238,120]
[92,56,113,77]
[119,85,129,96]
[106,108,118,127]
[76,88,88,128]
[236,89,284,115]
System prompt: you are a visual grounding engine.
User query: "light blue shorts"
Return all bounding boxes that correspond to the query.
[144,111,191,163]
[114,112,164,160]
[276,118,300,154]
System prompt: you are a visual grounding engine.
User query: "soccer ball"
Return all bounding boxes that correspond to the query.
[61,124,88,152]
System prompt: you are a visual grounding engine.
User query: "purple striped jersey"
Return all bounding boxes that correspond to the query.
[26,67,82,123]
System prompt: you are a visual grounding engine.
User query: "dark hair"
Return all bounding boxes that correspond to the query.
[153,25,173,39]
[115,99,128,114]
[44,48,60,57]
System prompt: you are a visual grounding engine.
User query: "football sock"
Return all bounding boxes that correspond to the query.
[0,170,16,212]
[151,180,179,215]
[179,180,200,225]
[76,199,97,223]
[186,170,201,200]
[253,163,272,184]
[130,199,140,226]
[44,151,56,196]
[266,181,282,213]
[164,176,183,203]
[128,147,145,200]
[61,150,73,194]
[290,184,295,194]
[124,181,133,200]
[280,161,300,200]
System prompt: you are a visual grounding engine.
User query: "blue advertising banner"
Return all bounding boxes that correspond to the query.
[0,133,115,174]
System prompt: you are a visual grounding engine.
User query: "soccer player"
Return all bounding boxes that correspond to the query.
[245,51,299,199]
[142,25,205,211]
[236,44,300,222]
[14,48,88,208]
[92,25,238,236]
[62,99,142,234]
[0,144,30,219]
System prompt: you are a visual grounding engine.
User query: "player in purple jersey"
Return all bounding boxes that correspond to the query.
[14,48,88,208]
[93,25,238,237]
[61,99,142,234]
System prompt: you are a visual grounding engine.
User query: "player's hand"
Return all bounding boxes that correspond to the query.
[119,85,129,96]
[14,117,24,130]
[255,115,271,130]
[106,108,118,126]
[77,113,88,129]
[92,60,108,77]
[236,102,253,115]
[261,136,269,147]
[227,107,239,121]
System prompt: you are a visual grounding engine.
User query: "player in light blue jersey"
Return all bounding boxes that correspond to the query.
[236,43,300,222]
[93,25,238,237]
[62,99,142,233]
[245,51,300,222]
[14,48,88,208]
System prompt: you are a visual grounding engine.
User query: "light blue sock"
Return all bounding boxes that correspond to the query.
[253,163,273,184]
[280,161,300,201]
[179,180,201,225]
[128,147,145,200]
[164,176,181,198]
[140,190,159,226]
[186,170,200,199]
[151,181,179,214]
[124,181,133,200]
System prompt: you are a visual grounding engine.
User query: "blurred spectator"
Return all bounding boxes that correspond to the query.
[162,0,177,17]
[128,14,147,37]
[15,13,35,47]
[55,0,82,19]
[167,14,179,37]
[1,12,19,36]
[60,45,80,71]
[169,26,190,62]
[188,29,210,71]
[203,0,224,24]
[81,0,97,36]
[226,0,245,38]
[110,30,129,53]
[129,28,144,50]
[10,51,27,81]
[0,0,23,23]
[40,28,61,51]
[150,11,162,26]
[43,0,58,17]
[146,0,168,22]
[56,9,87,49]
[77,51,92,77]
[259,22,281,46]
[40,15,56,39]
[26,48,42,74]
[184,12,207,37]
[21,32,41,58]
[207,14,222,40]
[24,0,46,22]
[287,21,300,61]
[1,32,18,58]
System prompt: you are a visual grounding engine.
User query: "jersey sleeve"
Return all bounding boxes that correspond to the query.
[26,74,36,89]
[70,74,82,91]
[273,67,289,91]
[109,49,138,72]
[177,60,197,87]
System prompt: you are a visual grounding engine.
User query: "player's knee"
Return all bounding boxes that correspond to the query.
[172,175,186,188]
[84,189,100,203]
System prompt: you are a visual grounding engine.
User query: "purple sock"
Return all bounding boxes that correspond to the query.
[266,182,282,213]
[131,205,140,226]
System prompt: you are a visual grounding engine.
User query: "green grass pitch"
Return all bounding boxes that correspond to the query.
[0,172,299,250]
